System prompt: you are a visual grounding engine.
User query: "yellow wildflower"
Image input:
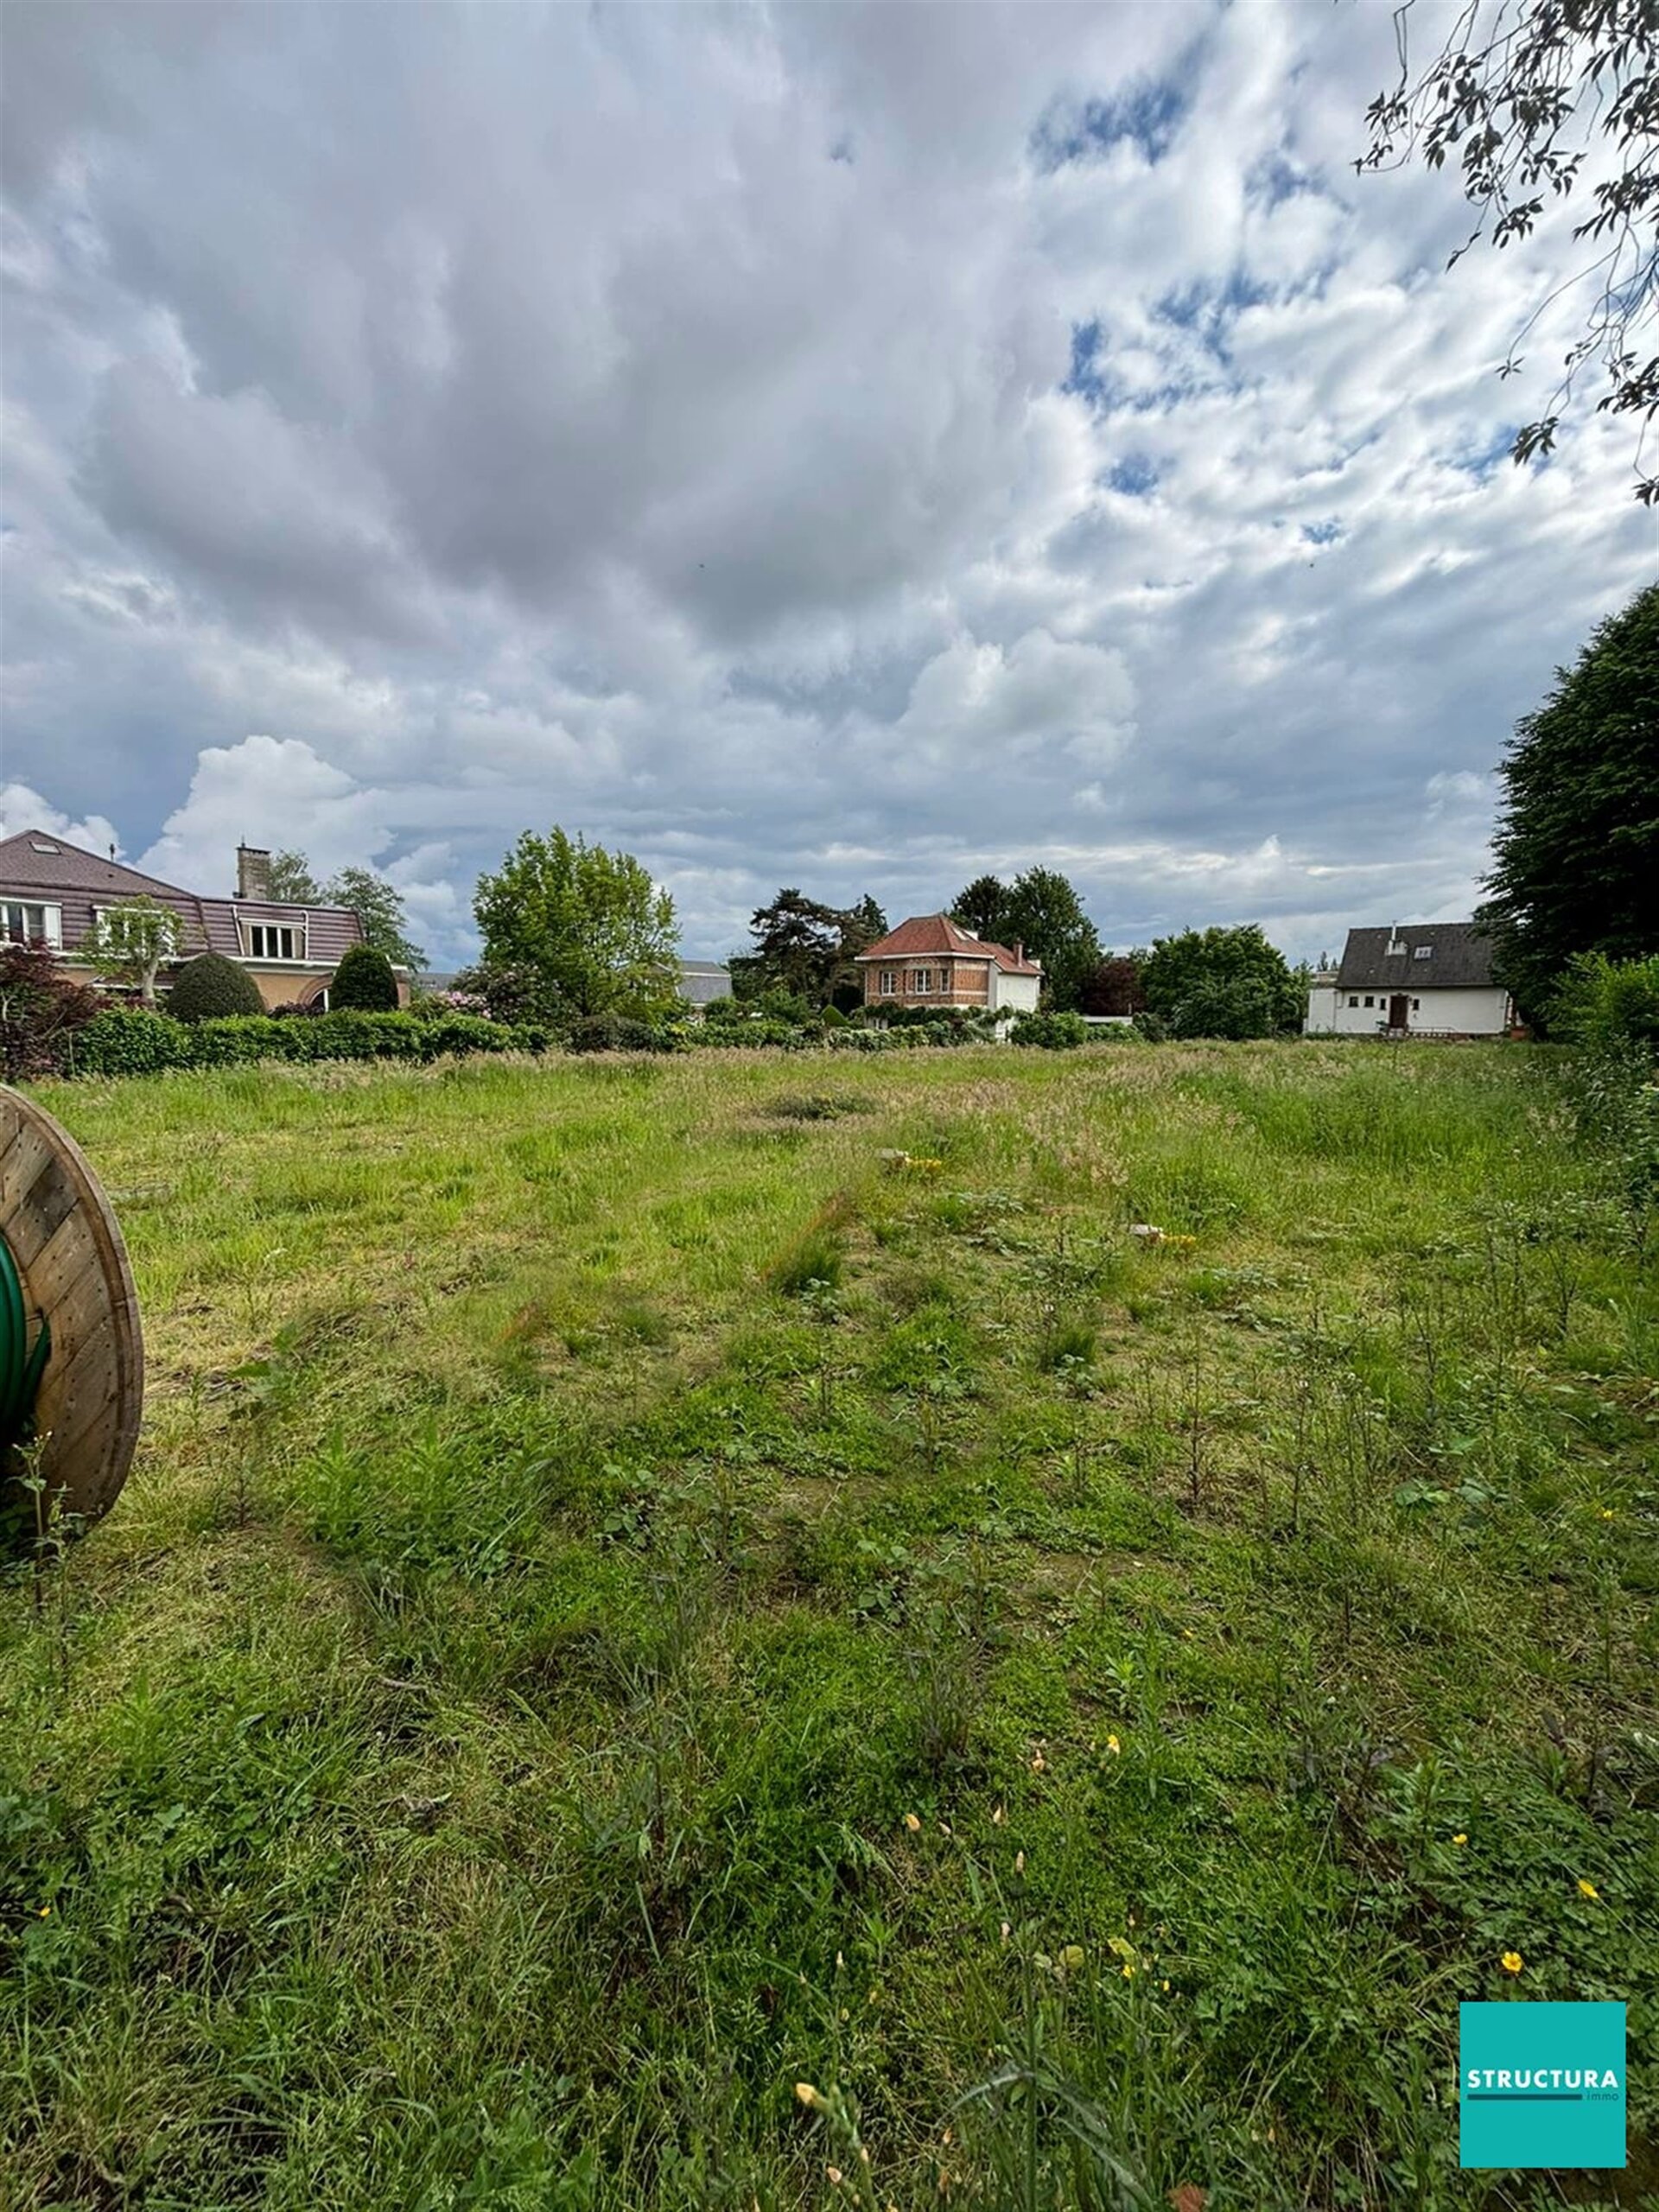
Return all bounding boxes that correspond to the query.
[796,2082,823,2109]
[1501,1951,1523,1976]
[1578,1879,1599,1901]
[1452,1834,1467,1847]
[1121,1962,1135,1979]
[37,1906,50,1919]
[904,1812,922,1834]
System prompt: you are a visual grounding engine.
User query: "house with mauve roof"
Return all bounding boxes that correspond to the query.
[854,913,1043,1017]
[1303,923,1515,1038]
[0,830,374,1009]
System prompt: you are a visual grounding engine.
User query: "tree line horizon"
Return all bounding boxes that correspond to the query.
[230,580,1655,1040]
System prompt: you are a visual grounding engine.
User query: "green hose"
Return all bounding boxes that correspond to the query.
[0,1229,51,1458]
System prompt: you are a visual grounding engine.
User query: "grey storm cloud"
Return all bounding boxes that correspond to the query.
[1,0,1654,965]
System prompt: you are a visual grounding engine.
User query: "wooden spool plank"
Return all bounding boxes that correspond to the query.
[1,1087,143,1526]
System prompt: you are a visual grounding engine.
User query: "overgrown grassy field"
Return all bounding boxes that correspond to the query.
[2,1044,1655,2211]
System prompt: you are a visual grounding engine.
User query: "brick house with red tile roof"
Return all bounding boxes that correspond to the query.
[855,913,1043,1016]
[0,830,378,1009]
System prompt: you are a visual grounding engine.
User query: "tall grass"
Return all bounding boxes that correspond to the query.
[2,1042,1654,2209]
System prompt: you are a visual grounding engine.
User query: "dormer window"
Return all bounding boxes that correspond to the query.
[239,916,305,961]
[1414,944,1433,960]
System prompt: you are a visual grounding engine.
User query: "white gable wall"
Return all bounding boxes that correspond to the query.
[1306,985,1512,1036]
[989,969,1041,1014]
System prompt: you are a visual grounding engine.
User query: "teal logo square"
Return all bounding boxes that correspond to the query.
[1460,2002,1626,2169]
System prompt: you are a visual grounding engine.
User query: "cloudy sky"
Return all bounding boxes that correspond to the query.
[2,2,1653,968]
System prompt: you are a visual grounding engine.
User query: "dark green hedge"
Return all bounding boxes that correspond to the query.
[64,1007,550,1078]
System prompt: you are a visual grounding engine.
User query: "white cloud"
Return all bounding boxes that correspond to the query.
[3,1,1653,968]
[0,781,121,860]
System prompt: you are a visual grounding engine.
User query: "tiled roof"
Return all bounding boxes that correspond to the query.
[0,829,364,966]
[1337,923,1499,992]
[0,830,196,900]
[855,913,1042,975]
[679,959,731,1006]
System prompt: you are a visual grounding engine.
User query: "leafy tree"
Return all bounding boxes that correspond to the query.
[79,897,184,1004]
[1481,582,1659,1024]
[270,850,323,903]
[744,889,886,1008]
[331,943,400,1011]
[260,849,424,969]
[1077,952,1147,1017]
[168,950,265,1022]
[745,889,842,1002]
[999,868,1102,1011]
[1141,925,1301,1039]
[950,874,1007,941]
[474,829,680,1025]
[830,893,887,1010]
[1551,950,1659,1052]
[327,865,425,972]
[1359,1,1659,499]
[0,945,101,1080]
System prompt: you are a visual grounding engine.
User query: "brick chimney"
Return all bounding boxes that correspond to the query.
[237,842,272,900]
[1013,940,1024,965]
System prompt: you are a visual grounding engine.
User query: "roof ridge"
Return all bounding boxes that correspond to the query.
[0,827,200,900]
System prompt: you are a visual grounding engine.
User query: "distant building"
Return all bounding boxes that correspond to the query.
[1305,924,1514,1038]
[854,914,1042,1018]
[0,831,375,1008]
[679,959,731,1009]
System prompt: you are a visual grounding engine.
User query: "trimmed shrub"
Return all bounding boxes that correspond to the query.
[1010,1010,1088,1050]
[168,951,265,1022]
[62,1007,549,1079]
[188,1015,296,1066]
[331,944,400,1012]
[73,1007,197,1077]
[566,1014,675,1053]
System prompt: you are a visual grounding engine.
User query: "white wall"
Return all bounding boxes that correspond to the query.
[990,969,1041,1014]
[1306,985,1512,1036]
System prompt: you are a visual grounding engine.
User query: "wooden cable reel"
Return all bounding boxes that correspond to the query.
[1,1086,143,1533]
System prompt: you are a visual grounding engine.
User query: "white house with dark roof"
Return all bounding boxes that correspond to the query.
[1305,924,1515,1038]
[0,831,373,1008]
